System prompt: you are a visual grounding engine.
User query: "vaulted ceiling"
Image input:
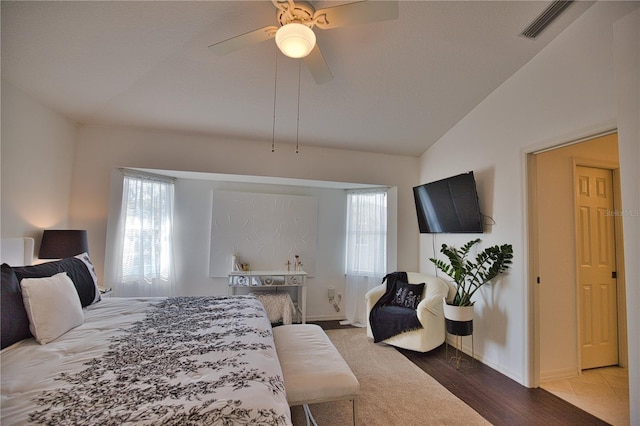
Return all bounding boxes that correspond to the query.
[1,1,593,156]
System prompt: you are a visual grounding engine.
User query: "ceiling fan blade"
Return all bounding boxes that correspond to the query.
[314,1,398,30]
[208,25,278,56]
[303,44,333,85]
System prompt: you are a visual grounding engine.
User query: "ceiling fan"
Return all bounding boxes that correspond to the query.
[208,0,399,84]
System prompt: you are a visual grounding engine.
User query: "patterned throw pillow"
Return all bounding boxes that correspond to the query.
[12,253,100,307]
[391,281,425,309]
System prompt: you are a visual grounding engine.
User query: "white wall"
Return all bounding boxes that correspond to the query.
[105,169,397,320]
[1,80,77,250]
[102,169,398,320]
[419,1,639,400]
[165,178,356,320]
[71,125,419,313]
[613,8,640,424]
[1,80,417,321]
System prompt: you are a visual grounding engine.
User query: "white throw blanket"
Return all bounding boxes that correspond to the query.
[252,292,296,324]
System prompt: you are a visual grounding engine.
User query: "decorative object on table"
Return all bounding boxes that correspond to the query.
[430,239,513,367]
[294,255,302,271]
[286,274,303,285]
[39,230,89,259]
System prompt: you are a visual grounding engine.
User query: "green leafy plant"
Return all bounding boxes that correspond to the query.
[429,238,513,307]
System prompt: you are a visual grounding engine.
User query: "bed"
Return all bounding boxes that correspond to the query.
[1,238,291,425]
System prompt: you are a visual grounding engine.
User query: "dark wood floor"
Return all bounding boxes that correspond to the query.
[314,321,609,426]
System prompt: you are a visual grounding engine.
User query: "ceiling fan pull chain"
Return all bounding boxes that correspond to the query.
[272,48,279,153]
[296,60,301,154]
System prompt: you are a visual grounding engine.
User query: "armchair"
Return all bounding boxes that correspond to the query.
[365,272,451,352]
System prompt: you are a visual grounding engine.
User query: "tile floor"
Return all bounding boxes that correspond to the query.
[541,366,629,425]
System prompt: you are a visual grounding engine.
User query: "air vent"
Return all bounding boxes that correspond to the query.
[520,0,574,39]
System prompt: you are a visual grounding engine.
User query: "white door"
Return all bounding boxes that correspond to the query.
[575,166,618,369]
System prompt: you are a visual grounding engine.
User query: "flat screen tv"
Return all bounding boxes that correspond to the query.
[413,172,483,233]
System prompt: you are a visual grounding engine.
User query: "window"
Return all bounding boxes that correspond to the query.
[109,173,175,296]
[342,190,387,327]
[345,191,387,276]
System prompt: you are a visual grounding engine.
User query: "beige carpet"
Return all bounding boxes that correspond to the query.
[290,328,490,426]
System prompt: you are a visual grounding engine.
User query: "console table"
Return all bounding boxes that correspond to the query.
[228,270,307,324]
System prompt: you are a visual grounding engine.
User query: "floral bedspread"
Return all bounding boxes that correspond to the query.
[1,296,292,425]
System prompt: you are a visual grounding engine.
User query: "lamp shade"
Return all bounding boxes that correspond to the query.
[275,23,316,58]
[39,230,89,259]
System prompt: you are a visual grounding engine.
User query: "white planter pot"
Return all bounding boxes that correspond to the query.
[442,297,474,322]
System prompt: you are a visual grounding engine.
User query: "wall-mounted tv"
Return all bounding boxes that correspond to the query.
[413,171,483,233]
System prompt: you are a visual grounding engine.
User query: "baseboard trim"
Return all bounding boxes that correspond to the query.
[444,335,525,384]
[306,314,347,322]
[540,367,580,382]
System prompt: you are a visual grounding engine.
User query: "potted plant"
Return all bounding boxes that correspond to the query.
[430,238,513,335]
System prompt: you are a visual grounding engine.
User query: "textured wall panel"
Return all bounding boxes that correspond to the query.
[209,191,317,277]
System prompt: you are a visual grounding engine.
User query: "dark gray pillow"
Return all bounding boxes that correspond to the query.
[390,281,425,309]
[12,255,99,307]
[1,263,33,349]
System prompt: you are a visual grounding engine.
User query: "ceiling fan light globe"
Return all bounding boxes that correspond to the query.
[275,23,316,58]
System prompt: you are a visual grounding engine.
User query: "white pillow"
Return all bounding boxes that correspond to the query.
[21,272,84,344]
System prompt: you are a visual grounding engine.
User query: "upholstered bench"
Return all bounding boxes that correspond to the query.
[273,324,360,425]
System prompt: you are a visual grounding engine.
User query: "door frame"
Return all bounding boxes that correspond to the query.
[526,130,627,387]
[571,158,628,371]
